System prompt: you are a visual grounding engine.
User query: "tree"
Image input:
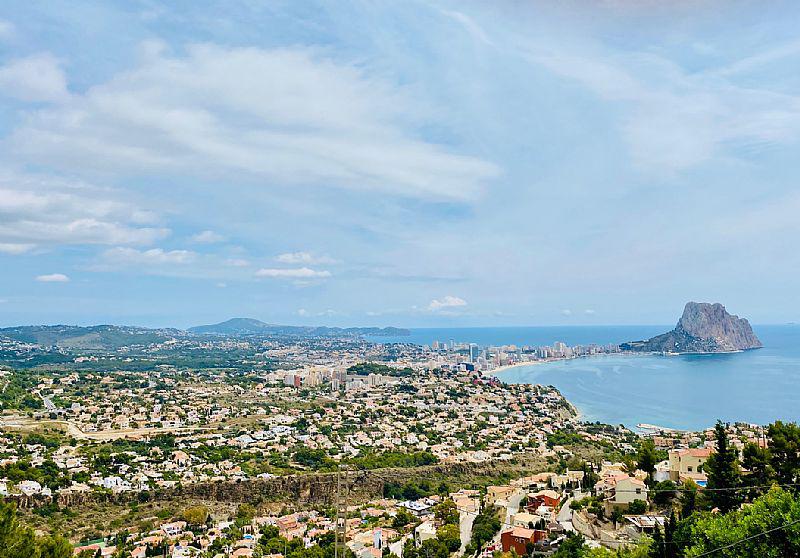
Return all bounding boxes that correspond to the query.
[37,536,72,558]
[434,500,459,526]
[649,525,664,558]
[553,532,587,558]
[470,506,501,550]
[628,500,647,515]
[236,503,256,525]
[183,505,209,526]
[610,508,624,529]
[743,441,773,498]
[680,480,698,518]
[0,501,70,558]
[418,538,450,558]
[652,480,678,507]
[705,421,742,513]
[684,487,800,557]
[768,421,800,486]
[636,440,659,479]
[436,524,461,553]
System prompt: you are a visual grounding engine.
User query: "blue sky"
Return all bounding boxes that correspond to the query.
[1,0,799,328]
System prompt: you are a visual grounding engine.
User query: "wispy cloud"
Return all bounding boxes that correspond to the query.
[190,230,224,243]
[255,267,331,279]
[0,53,69,102]
[100,247,196,266]
[0,169,168,252]
[11,43,499,201]
[276,251,337,265]
[36,273,69,283]
[428,295,467,312]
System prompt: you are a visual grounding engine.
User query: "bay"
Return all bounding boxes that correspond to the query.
[380,325,800,431]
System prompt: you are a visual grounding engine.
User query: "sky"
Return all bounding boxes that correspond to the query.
[1,0,799,328]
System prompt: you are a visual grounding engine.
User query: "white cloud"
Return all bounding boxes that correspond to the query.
[190,230,224,243]
[0,169,168,252]
[0,53,69,102]
[525,43,800,171]
[255,267,331,279]
[561,309,572,316]
[0,243,35,254]
[226,258,250,267]
[10,43,499,201]
[584,309,596,315]
[100,247,196,266]
[297,308,309,316]
[0,19,14,41]
[276,251,337,265]
[428,295,467,311]
[36,273,69,283]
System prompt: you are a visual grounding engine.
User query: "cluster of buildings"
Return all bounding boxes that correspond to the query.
[426,339,622,372]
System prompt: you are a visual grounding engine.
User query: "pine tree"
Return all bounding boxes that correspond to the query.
[705,420,742,513]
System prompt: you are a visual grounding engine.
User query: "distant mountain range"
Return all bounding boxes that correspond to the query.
[0,319,409,351]
[188,317,409,337]
[621,302,762,353]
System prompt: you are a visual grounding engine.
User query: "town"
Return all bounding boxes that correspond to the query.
[0,327,786,557]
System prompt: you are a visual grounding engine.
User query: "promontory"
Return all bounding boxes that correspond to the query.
[621,301,762,353]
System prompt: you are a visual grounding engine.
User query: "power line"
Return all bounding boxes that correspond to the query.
[691,517,800,558]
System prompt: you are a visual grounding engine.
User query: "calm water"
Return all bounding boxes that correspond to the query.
[381,325,800,431]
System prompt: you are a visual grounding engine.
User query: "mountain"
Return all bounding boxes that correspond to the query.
[188,318,409,337]
[188,318,273,335]
[0,324,185,350]
[621,302,762,353]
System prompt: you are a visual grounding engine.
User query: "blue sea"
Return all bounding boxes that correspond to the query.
[380,325,800,431]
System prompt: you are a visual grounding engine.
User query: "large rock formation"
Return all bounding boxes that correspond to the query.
[622,302,762,353]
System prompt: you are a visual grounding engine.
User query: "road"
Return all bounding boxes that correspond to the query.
[505,488,525,524]
[557,496,575,532]
[458,508,476,556]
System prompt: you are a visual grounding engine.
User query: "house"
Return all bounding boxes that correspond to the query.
[500,527,547,554]
[172,450,191,467]
[601,476,648,513]
[161,521,186,537]
[669,448,712,482]
[625,515,667,534]
[527,489,561,510]
[414,521,437,545]
[485,485,516,508]
[18,480,42,496]
[511,512,541,529]
[399,499,433,517]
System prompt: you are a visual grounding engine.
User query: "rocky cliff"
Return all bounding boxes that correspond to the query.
[622,302,762,353]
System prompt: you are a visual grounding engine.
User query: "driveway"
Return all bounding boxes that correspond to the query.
[458,508,476,556]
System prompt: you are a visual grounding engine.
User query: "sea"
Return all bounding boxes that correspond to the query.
[376,325,800,432]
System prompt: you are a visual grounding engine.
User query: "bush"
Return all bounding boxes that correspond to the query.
[627,499,647,515]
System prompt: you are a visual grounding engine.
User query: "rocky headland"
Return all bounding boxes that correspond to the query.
[622,302,762,353]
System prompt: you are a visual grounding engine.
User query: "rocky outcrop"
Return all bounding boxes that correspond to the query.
[622,302,762,353]
[7,455,548,511]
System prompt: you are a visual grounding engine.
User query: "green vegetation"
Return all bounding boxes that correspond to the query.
[0,501,71,558]
[346,362,413,377]
[465,504,501,556]
[704,421,742,513]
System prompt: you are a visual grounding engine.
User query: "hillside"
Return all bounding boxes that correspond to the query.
[188,318,409,337]
[0,325,184,350]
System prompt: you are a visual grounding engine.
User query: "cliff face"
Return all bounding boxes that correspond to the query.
[622,302,762,353]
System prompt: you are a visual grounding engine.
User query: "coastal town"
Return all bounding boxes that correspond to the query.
[0,324,781,557]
